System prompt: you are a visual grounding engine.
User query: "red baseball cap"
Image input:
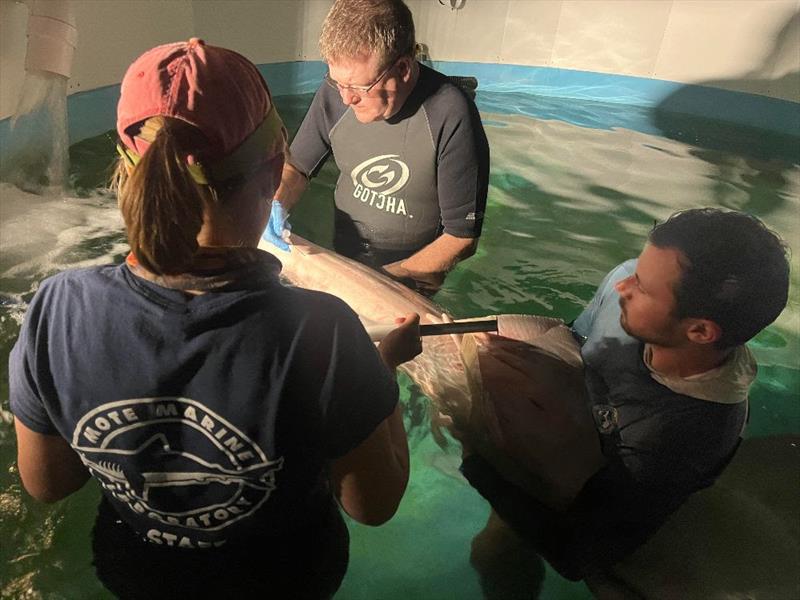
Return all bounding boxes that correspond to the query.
[117,38,276,162]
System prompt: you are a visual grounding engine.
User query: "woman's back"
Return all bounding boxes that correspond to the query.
[10,38,418,599]
[12,255,398,546]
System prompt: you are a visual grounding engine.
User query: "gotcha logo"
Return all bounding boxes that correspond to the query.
[350,154,410,216]
[72,398,283,546]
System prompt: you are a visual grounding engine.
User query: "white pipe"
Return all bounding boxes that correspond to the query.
[24,0,77,78]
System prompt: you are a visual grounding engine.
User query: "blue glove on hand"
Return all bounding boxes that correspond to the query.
[262,200,291,252]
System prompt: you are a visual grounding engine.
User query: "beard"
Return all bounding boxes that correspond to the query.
[619,300,681,347]
[618,304,639,339]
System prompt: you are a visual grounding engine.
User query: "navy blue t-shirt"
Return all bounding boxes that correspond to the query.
[10,258,398,549]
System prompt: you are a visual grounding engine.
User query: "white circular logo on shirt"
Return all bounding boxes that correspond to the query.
[350,154,410,196]
[71,397,283,544]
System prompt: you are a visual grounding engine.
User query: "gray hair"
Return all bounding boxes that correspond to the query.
[319,0,416,67]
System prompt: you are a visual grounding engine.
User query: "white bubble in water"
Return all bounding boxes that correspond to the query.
[0,183,126,304]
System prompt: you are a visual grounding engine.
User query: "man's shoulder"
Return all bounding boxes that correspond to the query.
[312,80,346,108]
[607,259,637,282]
[418,64,474,113]
[573,259,636,339]
[301,83,349,128]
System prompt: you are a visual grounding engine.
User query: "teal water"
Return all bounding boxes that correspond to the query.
[1,91,798,599]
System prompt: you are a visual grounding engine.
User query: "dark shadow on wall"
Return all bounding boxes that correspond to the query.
[652,10,800,217]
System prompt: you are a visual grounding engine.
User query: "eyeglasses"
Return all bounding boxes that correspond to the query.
[324,59,398,96]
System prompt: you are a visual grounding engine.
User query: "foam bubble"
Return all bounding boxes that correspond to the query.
[0,183,126,308]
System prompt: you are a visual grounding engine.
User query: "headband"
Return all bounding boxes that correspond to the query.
[116,104,287,188]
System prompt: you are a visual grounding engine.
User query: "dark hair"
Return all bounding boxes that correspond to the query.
[649,208,790,348]
[114,119,215,275]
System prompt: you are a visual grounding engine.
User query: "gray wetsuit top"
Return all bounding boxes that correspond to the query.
[289,63,489,264]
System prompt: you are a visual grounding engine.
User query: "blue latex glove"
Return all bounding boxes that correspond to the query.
[262,200,291,252]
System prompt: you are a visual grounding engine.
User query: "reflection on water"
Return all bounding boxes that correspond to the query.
[1,91,798,599]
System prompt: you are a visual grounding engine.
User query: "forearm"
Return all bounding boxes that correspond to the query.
[274,162,309,212]
[382,234,477,291]
[398,233,477,274]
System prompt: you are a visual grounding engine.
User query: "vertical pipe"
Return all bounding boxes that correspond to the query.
[1,0,77,191]
[25,0,78,78]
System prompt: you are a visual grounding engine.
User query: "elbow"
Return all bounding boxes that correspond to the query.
[14,420,90,503]
[21,482,70,504]
[35,493,67,504]
[356,512,394,527]
[461,238,478,260]
[348,496,403,527]
[18,470,89,504]
[340,475,408,527]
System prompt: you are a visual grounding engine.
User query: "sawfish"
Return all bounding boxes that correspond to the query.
[260,231,487,427]
[258,232,593,504]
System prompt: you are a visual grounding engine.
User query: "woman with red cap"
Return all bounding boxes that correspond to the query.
[10,39,419,598]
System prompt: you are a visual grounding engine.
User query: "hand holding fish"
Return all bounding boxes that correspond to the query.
[475,336,605,507]
[262,200,292,251]
[381,260,445,295]
[378,313,422,370]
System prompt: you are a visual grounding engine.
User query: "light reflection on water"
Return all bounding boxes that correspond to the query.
[0,91,798,599]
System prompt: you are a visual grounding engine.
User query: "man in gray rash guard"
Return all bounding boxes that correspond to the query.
[268,0,489,293]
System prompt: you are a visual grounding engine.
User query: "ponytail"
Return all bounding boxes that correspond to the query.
[114,119,212,275]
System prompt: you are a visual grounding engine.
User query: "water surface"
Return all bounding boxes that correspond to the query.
[1,90,798,599]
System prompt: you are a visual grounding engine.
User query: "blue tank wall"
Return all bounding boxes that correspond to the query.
[1,60,797,152]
